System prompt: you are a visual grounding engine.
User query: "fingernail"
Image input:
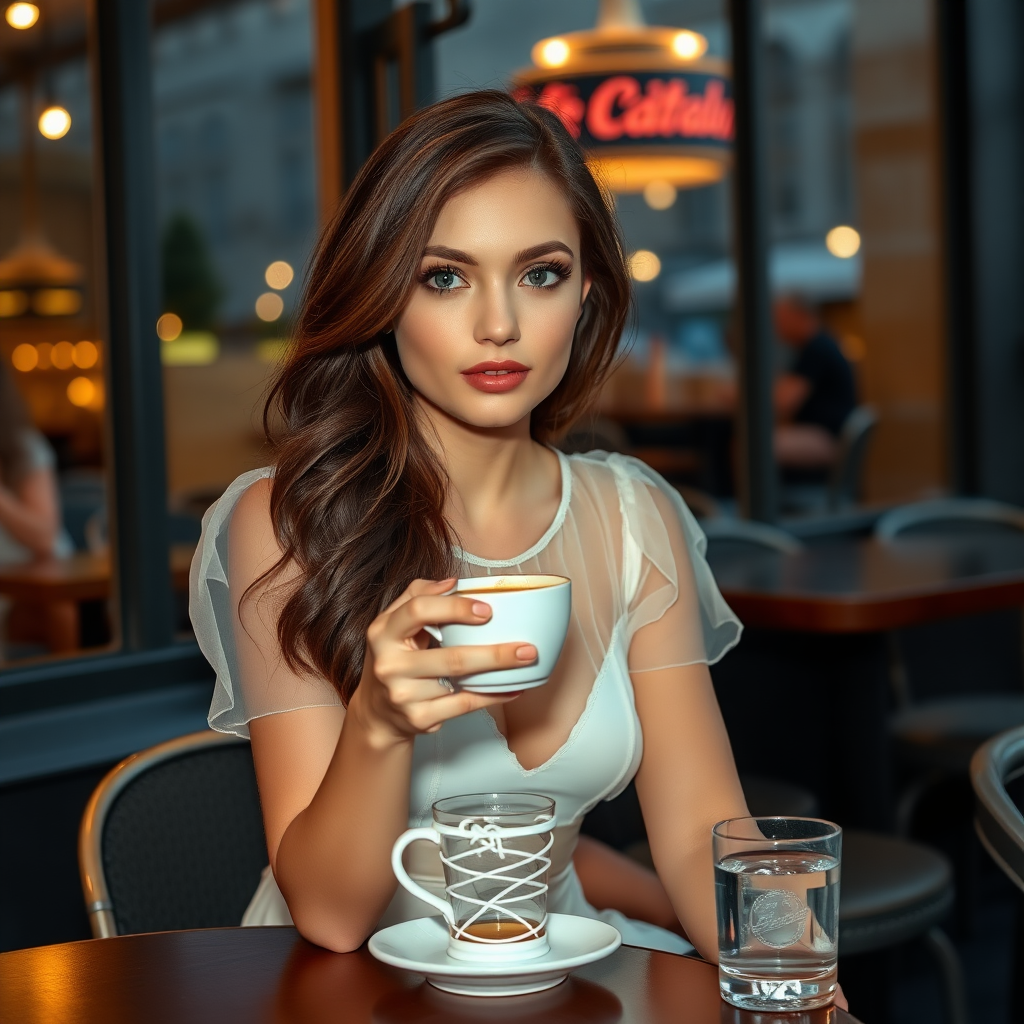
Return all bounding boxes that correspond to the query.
[515,644,537,661]
[472,601,491,617]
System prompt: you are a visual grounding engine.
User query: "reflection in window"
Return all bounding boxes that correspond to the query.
[0,1,116,664]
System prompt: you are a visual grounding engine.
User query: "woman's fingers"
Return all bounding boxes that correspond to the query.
[381,642,536,693]
[380,577,455,616]
[405,688,523,733]
[384,593,493,641]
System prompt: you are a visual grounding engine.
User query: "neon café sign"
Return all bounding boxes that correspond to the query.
[511,21,733,193]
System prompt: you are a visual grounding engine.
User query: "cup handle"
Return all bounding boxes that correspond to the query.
[391,827,454,926]
[422,625,442,643]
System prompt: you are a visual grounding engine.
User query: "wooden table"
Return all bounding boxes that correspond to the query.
[707,532,1024,830]
[0,926,861,1024]
[711,533,1024,634]
[0,545,194,604]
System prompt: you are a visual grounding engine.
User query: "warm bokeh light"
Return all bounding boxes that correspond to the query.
[536,38,570,68]
[51,340,75,370]
[156,312,183,341]
[629,249,662,282]
[67,376,95,407]
[38,106,71,140]
[160,332,219,366]
[671,30,707,60]
[643,180,677,210]
[33,288,81,315]
[255,291,284,322]
[826,225,861,259]
[35,341,52,369]
[73,340,99,368]
[11,343,38,372]
[5,3,39,29]
[0,289,29,317]
[265,260,294,289]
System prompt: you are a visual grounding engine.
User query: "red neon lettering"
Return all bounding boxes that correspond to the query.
[586,76,640,141]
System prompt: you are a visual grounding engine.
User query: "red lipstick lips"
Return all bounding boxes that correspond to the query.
[461,360,529,394]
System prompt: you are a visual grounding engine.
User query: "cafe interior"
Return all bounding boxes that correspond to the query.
[1,0,1023,1021]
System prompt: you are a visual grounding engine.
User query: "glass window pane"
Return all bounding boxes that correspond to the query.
[764,0,947,509]
[1,1,118,665]
[153,0,317,638]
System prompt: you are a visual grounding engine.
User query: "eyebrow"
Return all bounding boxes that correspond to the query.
[421,240,576,267]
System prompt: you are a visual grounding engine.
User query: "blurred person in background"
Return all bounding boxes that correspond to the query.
[0,361,75,657]
[772,293,856,472]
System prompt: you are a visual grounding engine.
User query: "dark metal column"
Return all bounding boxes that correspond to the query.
[91,0,173,650]
[728,0,777,523]
[936,0,979,495]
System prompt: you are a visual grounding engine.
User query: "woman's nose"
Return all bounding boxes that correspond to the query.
[473,283,520,346]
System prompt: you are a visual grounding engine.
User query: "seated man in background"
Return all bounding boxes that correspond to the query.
[773,294,857,473]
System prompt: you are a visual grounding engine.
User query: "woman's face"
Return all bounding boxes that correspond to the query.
[394,167,590,432]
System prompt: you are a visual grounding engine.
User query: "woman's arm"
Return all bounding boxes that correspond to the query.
[632,662,748,961]
[230,477,532,951]
[0,466,60,557]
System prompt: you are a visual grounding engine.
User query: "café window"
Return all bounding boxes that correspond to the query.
[0,0,118,665]
[153,0,317,639]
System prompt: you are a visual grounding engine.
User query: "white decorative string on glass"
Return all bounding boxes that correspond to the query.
[438,817,555,943]
[391,793,557,962]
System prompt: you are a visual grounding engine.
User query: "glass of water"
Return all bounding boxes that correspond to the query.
[713,816,842,1012]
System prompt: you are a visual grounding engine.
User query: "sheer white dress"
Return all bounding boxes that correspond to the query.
[190,450,742,954]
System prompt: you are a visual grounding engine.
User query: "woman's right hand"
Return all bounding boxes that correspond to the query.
[350,577,535,745]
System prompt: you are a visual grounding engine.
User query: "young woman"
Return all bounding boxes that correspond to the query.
[191,90,747,961]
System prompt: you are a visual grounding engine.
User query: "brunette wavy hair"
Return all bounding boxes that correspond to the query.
[260,89,631,704]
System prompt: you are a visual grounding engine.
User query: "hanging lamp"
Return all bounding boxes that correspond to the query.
[511,0,733,193]
[0,76,84,319]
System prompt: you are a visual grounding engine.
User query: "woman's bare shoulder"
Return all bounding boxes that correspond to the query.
[227,474,296,598]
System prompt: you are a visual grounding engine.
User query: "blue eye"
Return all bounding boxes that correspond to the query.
[424,266,464,292]
[521,263,571,289]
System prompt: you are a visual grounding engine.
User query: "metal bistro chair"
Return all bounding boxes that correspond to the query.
[971,726,1024,989]
[79,730,267,937]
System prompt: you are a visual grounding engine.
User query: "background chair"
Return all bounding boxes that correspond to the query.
[79,730,266,937]
[782,404,879,515]
[874,499,1024,831]
[971,725,1024,1015]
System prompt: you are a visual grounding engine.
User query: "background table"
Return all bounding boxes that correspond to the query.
[707,532,1024,829]
[0,926,862,1024]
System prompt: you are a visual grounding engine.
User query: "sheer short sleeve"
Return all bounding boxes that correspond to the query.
[607,454,741,672]
[190,468,343,738]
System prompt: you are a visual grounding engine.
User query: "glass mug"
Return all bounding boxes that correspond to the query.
[714,816,842,1012]
[391,793,556,962]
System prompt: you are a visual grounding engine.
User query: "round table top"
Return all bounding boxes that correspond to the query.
[0,926,861,1024]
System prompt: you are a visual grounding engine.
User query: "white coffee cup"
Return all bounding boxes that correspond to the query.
[424,575,571,693]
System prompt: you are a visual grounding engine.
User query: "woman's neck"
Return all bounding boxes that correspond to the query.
[414,396,561,561]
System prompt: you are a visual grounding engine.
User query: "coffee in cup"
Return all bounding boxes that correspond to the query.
[391,793,556,962]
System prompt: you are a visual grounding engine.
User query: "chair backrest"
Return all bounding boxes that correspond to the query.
[828,405,879,511]
[701,517,804,554]
[79,730,267,937]
[971,725,1024,893]
[875,497,1024,541]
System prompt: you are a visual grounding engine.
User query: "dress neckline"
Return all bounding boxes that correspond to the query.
[456,449,572,568]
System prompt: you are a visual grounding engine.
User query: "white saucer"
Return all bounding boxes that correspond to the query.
[368,913,621,997]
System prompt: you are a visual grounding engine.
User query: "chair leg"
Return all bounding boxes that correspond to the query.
[923,926,971,1024]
